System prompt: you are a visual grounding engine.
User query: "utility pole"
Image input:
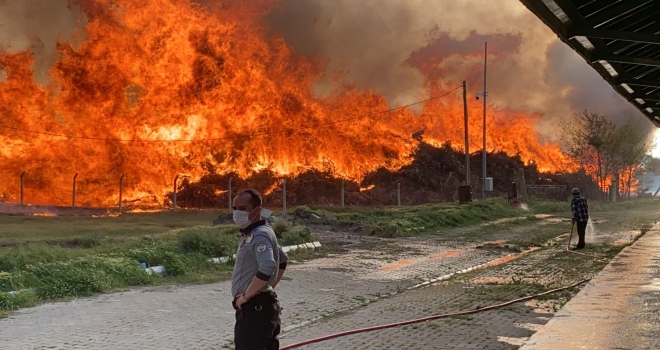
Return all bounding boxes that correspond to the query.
[481,42,488,200]
[463,81,470,185]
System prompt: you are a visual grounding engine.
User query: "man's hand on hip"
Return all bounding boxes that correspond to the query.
[235,294,248,310]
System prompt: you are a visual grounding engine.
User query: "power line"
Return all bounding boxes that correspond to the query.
[0,86,461,143]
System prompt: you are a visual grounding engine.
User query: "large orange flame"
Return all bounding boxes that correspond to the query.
[0,0,572,207]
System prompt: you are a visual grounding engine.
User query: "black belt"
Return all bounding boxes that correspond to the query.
[232,291,278,310]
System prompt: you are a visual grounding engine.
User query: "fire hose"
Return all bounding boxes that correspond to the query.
[566,221,609,262]
[280,278,590,350]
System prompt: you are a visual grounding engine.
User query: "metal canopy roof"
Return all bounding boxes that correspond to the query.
[519,0,660,126]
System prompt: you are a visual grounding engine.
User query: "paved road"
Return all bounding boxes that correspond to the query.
[0,234,506,350]
[0,215,647,350]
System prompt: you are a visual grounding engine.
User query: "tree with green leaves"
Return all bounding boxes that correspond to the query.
[609,122,652,199]
[646,157,660,174]
[561,110,652,201]
[561,111,616,200]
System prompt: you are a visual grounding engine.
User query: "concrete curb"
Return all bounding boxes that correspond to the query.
[207,241,323,268]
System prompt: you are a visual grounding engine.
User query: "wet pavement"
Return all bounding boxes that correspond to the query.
[0,212,655,349]
[0,233,510,350]
[520,226,660,350]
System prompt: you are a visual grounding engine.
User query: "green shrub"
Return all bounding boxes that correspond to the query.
[20,256,155,299]
[0,272,21,292]
[29,264,111,299]
[0,290,36,311]
[271,219,313,246]
[176,227,237,258]
[271,219,291,238]
[279,226,313,246]
[0,244,74,272]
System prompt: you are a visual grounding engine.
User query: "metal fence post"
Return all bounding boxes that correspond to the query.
[119,175,124,213]
[20,171,25,205]
[72,173,78,208]
[173,175,179,211]
[341,180,345,207]
[228,177,233,213]
[282,179,287,216]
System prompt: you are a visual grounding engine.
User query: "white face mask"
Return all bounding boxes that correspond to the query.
[233,209,255,229]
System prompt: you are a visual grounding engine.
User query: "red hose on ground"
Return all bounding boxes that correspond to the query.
[280,279,590,350]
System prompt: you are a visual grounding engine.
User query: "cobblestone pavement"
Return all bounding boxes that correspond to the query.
[279,241,595,350]
[277,212,657,350]
[280,282,558,350]
[0,211,652,350]
[0,230,513,349]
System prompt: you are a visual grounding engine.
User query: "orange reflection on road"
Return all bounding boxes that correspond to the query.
[380,259,413,271]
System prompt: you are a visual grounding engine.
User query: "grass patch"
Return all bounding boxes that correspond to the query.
[0,213,314,312]
[287,248,315,262]
[177,226,238,258]
[0,249,230,311]
[0,215,313,272]
[0,210,217,246]
[295,198,526,237]
[289,197,651,238]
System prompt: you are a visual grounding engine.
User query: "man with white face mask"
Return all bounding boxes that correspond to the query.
[230,188,288,350]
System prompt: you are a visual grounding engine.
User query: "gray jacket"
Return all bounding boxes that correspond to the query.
[230,220,288,297]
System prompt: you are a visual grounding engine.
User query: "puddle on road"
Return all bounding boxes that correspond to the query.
[379,249,475,271]
[429,249,470,260]
[613,231,643,246]
[483,247,539,268]
[379,240,513,271]
[467,247,541,284]
[475,240,507,248]
[470,276,513,284]
[497,336,527,346]
[524,299,559,314]
[640,278,660,292]
[380,259,413,271]
[515,322,544,331]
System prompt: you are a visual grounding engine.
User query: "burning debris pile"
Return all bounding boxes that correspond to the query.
[0,0,576,209]
[171,142,578,209]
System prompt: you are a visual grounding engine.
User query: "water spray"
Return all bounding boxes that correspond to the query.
[566,221,608,262]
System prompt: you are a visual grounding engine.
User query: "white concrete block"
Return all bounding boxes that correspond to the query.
[146,266,166,275]
[210,257,231,264]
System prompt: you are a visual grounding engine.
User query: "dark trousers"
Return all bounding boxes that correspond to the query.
[233,291,281,350]
[576,221,587,248]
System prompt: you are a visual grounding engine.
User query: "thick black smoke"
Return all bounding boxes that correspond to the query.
[0,0,87,84]
[265,0,654,140]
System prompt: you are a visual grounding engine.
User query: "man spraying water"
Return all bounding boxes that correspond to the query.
[570,188,589,250]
